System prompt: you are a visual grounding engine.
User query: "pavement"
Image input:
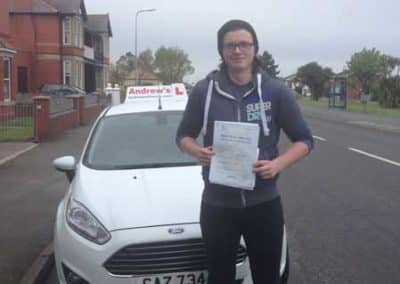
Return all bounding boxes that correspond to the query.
[0,125,91,284]
[0,142,38,166]
[300,104,400,133]
[1,103,399,284]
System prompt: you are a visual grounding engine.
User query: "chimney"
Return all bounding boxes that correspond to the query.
[15,0,33,12]
[0,0,10,37]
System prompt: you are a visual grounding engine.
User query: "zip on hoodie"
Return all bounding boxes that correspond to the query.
[215,80,250,207]
[237,99,247,208]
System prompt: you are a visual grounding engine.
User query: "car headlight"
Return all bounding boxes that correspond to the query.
[66,197,111,245]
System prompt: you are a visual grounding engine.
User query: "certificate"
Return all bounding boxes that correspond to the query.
[209,121,259,190]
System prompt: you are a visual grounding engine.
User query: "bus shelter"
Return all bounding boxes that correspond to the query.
[328,75,347,109]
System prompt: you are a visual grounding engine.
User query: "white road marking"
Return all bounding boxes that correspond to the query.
[348,147,400,167]
[0,144,38,166]
[313,135,327,142]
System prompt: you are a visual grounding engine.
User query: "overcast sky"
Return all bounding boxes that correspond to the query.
[85,0,399,82]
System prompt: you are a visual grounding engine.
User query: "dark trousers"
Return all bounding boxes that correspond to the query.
[200,197,284,284]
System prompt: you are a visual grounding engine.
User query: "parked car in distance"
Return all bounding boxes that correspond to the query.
[39,84,86,96]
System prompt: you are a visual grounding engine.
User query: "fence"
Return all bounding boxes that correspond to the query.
[0,103,34,141]
[50,96,74,114]
[34,94,108,142]
[0,93,108,142]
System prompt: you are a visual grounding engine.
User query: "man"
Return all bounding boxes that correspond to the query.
[176,19,313,284]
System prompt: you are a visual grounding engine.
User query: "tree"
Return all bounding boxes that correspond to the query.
[137,49,155,84]
[138,49,154,72]
[257,51,280,77]
[380,55,400,79]
[116,51,136,74]
[297,62,333,100]
[380,76,400,108]
[154,46,194,84]
[110,52,136,85]
[379,55,400,107]
[347,48,383,95]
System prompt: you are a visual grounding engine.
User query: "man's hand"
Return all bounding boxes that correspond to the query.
[253,159,283,179]
[179,137,215,166]
[253,142,310,179]
[195,146,215,166]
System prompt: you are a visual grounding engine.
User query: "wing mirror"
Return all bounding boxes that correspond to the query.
[53,156,76,183]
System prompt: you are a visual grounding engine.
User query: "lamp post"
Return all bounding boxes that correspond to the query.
[135,8,156,85]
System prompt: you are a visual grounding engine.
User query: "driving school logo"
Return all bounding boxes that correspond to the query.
[246,101,272,122]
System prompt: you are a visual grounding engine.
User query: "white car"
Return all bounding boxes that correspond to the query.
[53,85,289,284]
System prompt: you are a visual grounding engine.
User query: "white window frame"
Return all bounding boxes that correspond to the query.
[63,60,72,85]
[73,20,78,47]
[63,17,72,45]
[103,35,109,58]
[77,20,82,48]
[75,61,79,87]
[77,61,80,88]
[3,58,11,102]
[79,61,84,89]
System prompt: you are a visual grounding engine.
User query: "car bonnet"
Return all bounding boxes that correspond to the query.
[71,164,203,231]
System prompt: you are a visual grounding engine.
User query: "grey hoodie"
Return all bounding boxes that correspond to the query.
[176,70,314,208]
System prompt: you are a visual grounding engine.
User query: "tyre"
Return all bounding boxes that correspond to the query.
[280,247,290,284]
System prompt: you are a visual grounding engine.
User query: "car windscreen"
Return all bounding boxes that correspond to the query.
[83,111,197,169]
[40,84,60,93]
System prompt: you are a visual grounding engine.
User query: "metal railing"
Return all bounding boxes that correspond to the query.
[0,103,34,141]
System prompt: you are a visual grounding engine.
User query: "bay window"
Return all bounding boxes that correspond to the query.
[63,17,82,47]
[63,60,72,85]
[3,58,11,101]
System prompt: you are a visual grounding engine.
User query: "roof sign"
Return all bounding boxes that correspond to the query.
[125,84,188,103]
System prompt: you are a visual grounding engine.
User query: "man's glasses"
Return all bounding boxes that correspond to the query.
[223,41,254,52]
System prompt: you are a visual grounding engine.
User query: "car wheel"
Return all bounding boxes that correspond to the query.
[280,247,290,284]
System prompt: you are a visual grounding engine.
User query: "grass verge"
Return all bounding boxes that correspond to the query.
[297,96,400,118]
[0,117,33,141]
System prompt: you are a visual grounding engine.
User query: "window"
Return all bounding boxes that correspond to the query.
[64,17,82,47]
[75,61,82,88]
[63,60,72,85]
[73,20,79,47]
[79,61,84,89]
[94,36,103,58]
[63,17,72,45]
[96,69,102,90]
[74,19,82,47]
[104,36,110,58]
[18,66,28,93]
[77,20,82,47]
[3,58,11,101]
[84,111,196,169]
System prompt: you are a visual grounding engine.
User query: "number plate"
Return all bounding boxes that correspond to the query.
[133,271,208,284]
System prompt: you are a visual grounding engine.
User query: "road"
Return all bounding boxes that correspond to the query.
[0,125,91,284]
[1,116,399,284]
[280,118,400,283]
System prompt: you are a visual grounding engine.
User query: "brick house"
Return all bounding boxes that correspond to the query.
[0,0,17,102]
[123,68,163,87]
[0,0,112,103]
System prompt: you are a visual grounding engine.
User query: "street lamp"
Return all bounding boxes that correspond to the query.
[135,8,156,85]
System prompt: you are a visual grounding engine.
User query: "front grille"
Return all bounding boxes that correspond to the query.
[104,238,247,276]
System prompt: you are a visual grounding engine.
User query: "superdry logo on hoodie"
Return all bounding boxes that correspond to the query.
[246,101,272,122]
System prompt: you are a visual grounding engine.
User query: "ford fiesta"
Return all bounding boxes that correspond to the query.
[52,86,289,284]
